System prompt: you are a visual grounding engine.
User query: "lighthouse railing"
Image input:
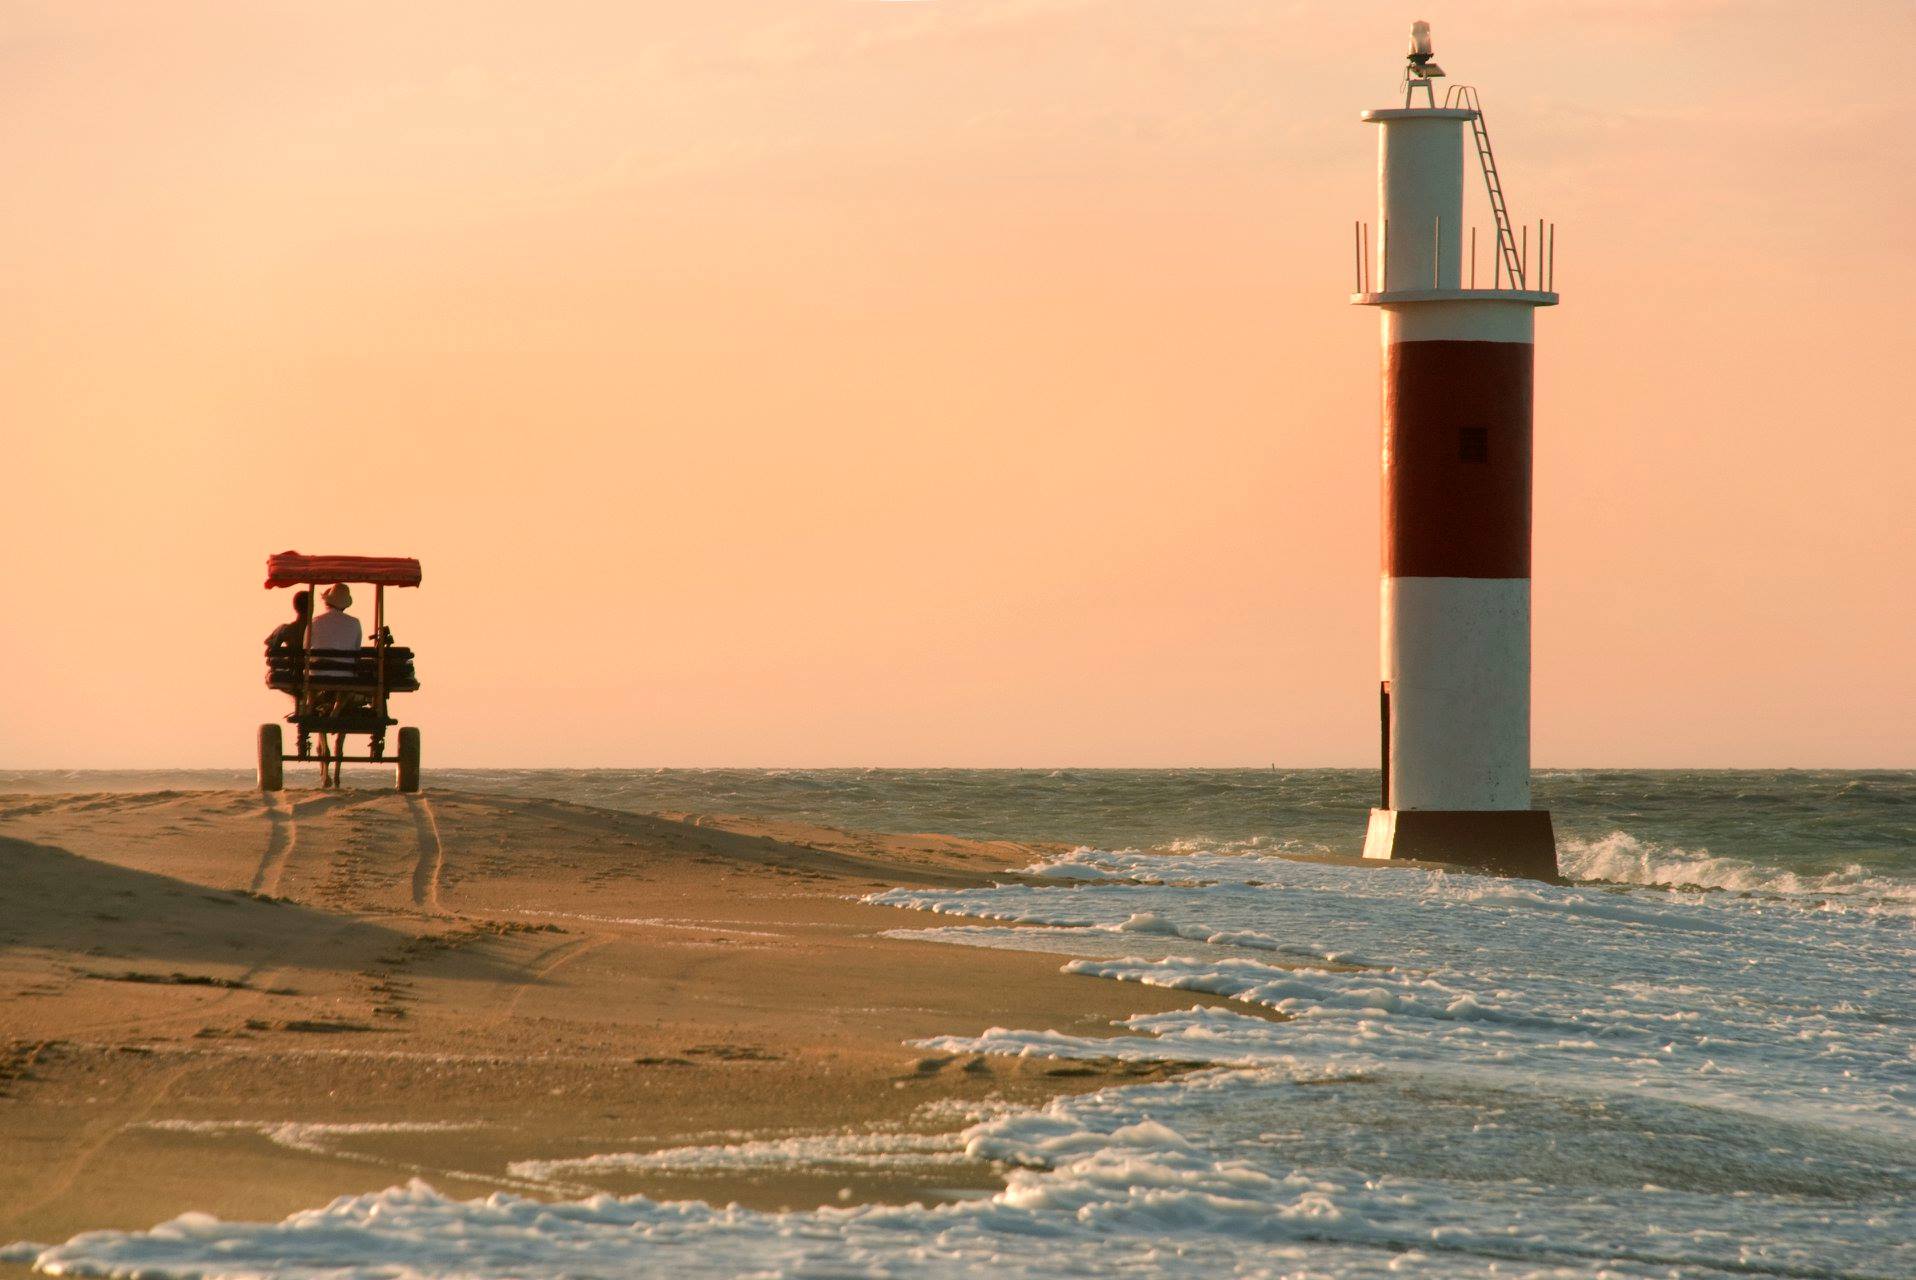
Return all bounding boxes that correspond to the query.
[1351,219,1557,296]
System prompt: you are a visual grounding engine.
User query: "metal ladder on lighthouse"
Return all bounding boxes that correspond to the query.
[1446,85,1524,289]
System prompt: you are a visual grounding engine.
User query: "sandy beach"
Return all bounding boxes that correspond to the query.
[0,788,1237,1247]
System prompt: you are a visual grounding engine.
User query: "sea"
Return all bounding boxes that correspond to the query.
[4,768,1911,1279]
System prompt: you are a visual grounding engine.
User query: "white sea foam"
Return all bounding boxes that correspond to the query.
[1109,910,1372,964]
[508,1098,1030,1181]
[509,1132,971,1180]
[880,848,1916,1139]
[130,1119,577,1199]
[11,1170,1756,1280]
[141,1119,483,1158]
[17,837,1913,1278]
[22,1078,1911,1279]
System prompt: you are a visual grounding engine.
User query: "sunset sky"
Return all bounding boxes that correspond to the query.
[3,1,1911,768]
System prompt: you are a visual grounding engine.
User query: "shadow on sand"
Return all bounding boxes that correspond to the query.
[0,835,516,982]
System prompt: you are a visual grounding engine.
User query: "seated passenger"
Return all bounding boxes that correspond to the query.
[310,583,363,655]
[308,585,368,714]
[265,589,311,661]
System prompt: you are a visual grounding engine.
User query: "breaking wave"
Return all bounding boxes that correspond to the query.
[1564,830,1916,916]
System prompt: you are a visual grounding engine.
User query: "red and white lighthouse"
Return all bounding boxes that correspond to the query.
[1353,25,1559,879]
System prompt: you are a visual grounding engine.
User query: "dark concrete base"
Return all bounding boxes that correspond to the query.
[1362,808,1559,881]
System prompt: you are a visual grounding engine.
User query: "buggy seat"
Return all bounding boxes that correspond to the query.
[265,646,421,694]
[266,646,420,734]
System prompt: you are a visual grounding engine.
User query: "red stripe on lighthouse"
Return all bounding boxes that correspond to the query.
[1382,339,1533,579]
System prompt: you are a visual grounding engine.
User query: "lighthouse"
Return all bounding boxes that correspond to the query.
[1352,24,1559,879]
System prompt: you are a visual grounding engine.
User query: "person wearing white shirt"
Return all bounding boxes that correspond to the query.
[310,583,363,653]
[306,583,368,777]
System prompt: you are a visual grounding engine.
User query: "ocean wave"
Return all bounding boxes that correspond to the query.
[509,1132,973,1181]
[1563,830,1916,916]
[1108,910,1371,965]
[877,839,1916,1145]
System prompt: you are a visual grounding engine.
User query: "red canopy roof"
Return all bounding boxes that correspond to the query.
[265,552,423,589]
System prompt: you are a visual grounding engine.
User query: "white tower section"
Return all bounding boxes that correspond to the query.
[1377,111,1467,291]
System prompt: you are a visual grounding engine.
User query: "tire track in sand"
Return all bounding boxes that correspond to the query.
[408,795,445,912]
[483,935,610,1031]
[2,1056,199,1232]
[250,793,297,897]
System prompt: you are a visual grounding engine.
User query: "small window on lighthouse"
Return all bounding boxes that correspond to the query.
[1458,427,1489,463]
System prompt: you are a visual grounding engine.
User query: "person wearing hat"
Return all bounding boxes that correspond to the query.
[310,583,363,654]
[303,584,366,777]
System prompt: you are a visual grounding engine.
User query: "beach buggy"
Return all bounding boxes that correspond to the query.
[259,551,423,791]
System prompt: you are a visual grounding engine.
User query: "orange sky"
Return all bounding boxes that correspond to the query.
[2,1,1912,768]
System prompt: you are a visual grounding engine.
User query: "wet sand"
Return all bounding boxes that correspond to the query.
[0,789,1238,1249]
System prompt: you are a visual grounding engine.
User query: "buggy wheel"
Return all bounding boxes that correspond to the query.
[257,724,284,792]
[397,727,421,793]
